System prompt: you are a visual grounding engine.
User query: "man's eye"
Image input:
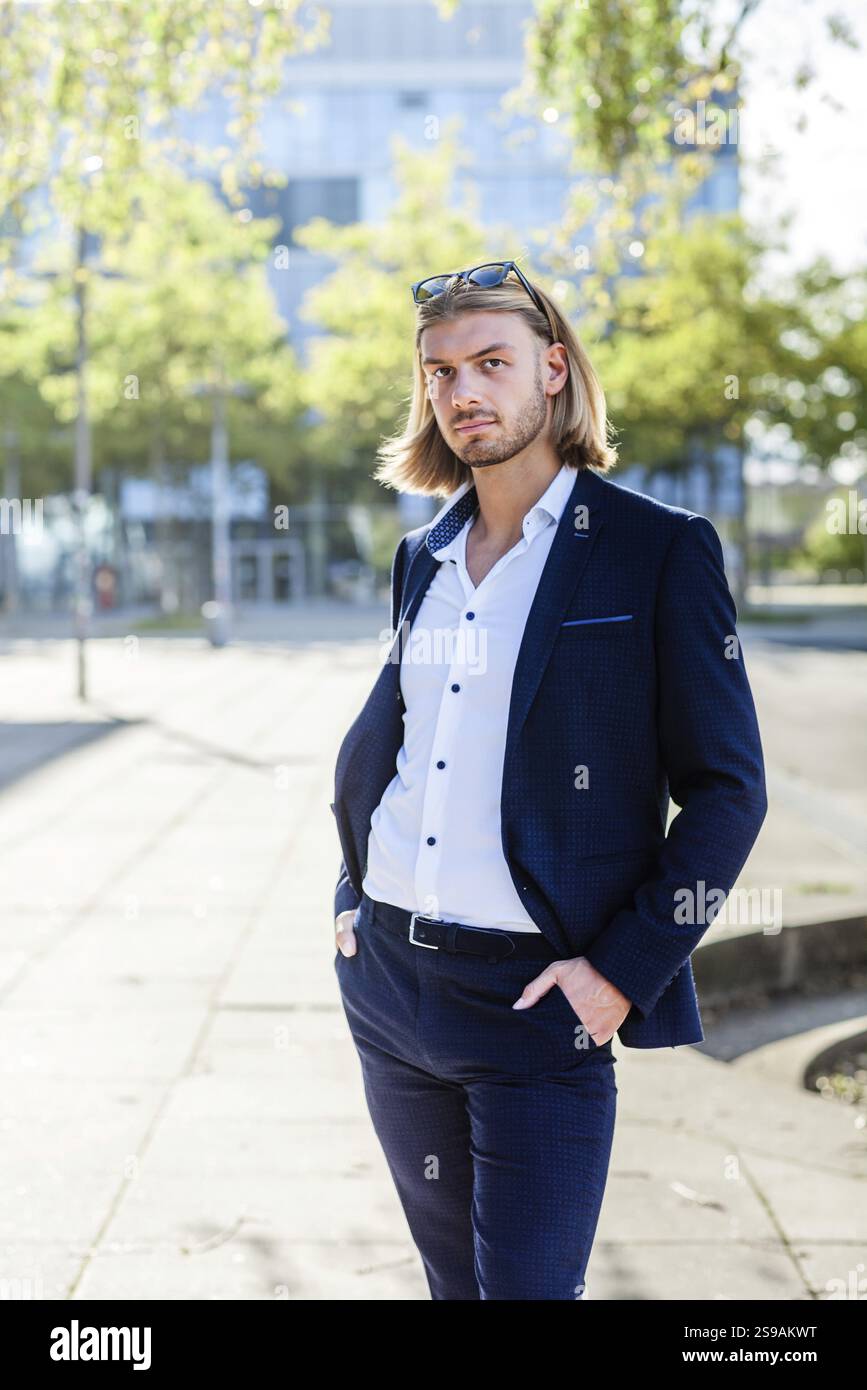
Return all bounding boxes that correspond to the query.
[431,358,504,379]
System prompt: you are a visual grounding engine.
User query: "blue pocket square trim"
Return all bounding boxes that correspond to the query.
[561,614,634,626]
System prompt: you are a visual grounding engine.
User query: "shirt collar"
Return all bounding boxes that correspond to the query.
[529,462,578,527]
[425,463,577,558]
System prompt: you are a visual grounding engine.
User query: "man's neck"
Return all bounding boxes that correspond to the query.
[468,454,564,547]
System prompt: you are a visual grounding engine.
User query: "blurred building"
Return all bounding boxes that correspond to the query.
[242,0,609,351]
[6,0,742,612]
[230,0,738,353]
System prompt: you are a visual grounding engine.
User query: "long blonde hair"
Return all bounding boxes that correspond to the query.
[374,271,618,496]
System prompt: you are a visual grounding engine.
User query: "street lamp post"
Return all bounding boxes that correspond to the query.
[304,408,327,598]
[30,155,116,699]
[206,380,231,647]
[190,368,252,648]
[72,222,92,697]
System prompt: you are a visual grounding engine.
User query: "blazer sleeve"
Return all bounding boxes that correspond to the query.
[334,853,360,919]
[581,514,768,1018]
[332,532,409,922]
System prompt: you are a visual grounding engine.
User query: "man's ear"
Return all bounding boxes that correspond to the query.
[545,342,569,396]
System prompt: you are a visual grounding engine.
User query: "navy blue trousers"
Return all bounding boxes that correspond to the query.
[333,891,618,1301]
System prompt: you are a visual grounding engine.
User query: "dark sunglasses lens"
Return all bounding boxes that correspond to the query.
[414,275,455,302]
[467,263,509,288]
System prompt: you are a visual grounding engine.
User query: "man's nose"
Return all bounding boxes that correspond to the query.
[450,371,482,409]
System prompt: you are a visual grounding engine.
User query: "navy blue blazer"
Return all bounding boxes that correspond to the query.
[330,465,768,1048]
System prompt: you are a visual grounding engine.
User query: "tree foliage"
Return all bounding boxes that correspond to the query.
[0,0,329,238]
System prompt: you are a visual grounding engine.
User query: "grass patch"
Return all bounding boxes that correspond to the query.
[795,882,854,895]
[134,611,204,631]
[740,609,814,624]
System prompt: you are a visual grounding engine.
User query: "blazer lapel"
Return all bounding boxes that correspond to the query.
[396,543,440,639]
[390,468,608,743]
[393,484,479,649]
[505,466,608,752]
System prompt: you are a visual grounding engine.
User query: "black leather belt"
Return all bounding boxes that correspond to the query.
[359,894,559,962]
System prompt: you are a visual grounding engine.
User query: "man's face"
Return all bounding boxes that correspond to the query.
[419,310,563,469]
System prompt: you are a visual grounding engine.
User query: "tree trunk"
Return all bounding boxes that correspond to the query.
[1,432,21,615]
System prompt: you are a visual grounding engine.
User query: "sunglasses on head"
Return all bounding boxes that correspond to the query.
[411,260,549,320]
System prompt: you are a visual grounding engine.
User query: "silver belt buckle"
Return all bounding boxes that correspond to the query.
[409,911,440,948]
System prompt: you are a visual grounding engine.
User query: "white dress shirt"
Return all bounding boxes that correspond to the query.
[361,462,577,932]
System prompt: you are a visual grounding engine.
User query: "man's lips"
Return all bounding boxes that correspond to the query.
[454,419,496,432]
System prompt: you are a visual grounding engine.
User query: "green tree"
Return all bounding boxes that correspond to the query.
[495,0,864,603]
[593,214,814,471]
[590,213,865,600]
[782,260,867,470]
[0,0,329,234]
[33,171,305,488]
[503,0,859,288]
[0,300,71,496]
[3,171,306,610]
[0,0,328,680]
[801,491,867,579]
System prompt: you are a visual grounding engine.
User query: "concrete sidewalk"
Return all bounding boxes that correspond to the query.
[0,630,864,1300]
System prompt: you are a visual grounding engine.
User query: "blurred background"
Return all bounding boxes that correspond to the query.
[1,0,865,642]
[1,0,865,1302]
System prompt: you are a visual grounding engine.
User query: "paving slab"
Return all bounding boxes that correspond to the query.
[0,625,863,1300]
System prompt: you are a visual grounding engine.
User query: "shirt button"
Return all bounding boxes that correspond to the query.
[466,610,475,620]
[427,836,436,845]
[451,683,460,692]
[436,760,445,769]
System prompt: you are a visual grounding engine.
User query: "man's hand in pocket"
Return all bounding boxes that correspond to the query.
[335,909,358,957]
[512,956,632,1045]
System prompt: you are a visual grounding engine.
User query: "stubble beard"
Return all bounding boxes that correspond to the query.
[452,361,549,469]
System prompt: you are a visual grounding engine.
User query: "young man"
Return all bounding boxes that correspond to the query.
[329,260,767,1301]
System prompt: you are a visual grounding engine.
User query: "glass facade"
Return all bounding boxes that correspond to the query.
[224,0,736,355]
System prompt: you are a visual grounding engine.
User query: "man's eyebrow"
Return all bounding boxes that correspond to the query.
[421,341,516,366]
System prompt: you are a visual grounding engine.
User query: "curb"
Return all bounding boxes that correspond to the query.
[694,913,867,1013]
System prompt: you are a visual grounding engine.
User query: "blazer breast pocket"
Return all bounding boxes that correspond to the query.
[560,613,634,632]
